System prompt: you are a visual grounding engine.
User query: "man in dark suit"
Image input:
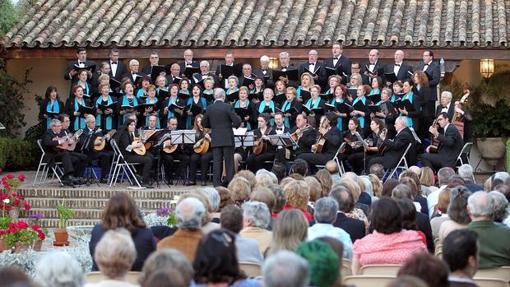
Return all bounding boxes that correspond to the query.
[293,114,317,157]
[141,51,160,75]
[165,63,182,84]
[368,116,416,170]
[298,49,326,86]
[275,51,299,88]
[330,186,366,242]
[383,50,413,84]
[123,59,146,85]
[253,55,274,88]
[64,48,96,95]
[239,63,256,88]
[203,88,242,187]
[421,112,464,171]
[297,113,342,171]
[435,91,455,121]
[108,48,127,81]
[179,49,200,75]
[361,49,385,85]
[417,50,441,127]
[323,43,351,81]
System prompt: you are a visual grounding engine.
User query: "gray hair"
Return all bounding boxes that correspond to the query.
[392,183,413,200]
[396,116,409,127]
[359,175,373,197]
[314,197,339,224]
[227,75,239,86]
[441,91,453,100]
[94,228,136,279]
[202,187,220,212]
[129,59,139,66]
[85,114,95,123]
[493,172,510,183]
[488,191,509,222]
[467,192,492,218]
[458,164,474,180]
[260,55,270,62]
[176,197,206,229]
[199,60,210,68]
[263,251,309,287]
[35,251,84,287]
[139,249,194,286]
[51,119,61,127]
[256,169,278,184]
[214,88,226,100]
[242,201,271,228]
[438,167,456,186]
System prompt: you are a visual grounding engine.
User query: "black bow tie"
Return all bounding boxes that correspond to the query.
[111,62,117,65]
[79,61,85,65]
[309,63,315,65]
[395,64,401,67]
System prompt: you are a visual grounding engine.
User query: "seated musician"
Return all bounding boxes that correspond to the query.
[188,114,213,186]
[367,116,416,171]
[292,114,317,158]
[338,118,364,174]
[41,118,87,186]
[246,113,276,173]
[420,112,463,171]
[346,118,385,174]
[117,118,154,187]
[297,112,341,172]
[273,112,290,163]
[160,117,191,185]
[77,115,113,183]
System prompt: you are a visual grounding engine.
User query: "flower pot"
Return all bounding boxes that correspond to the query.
[0,238,6,252]
[476,137,506,168]
[12,242,30,253]
[8,207,20,221]
[32,239,43,251]
[53,228,69,246]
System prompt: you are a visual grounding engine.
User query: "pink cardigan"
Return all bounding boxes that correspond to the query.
[353,230,427,266]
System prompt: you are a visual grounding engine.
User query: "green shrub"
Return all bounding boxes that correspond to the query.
[0,137,38,171]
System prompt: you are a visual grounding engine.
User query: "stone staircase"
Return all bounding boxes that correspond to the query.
[17,185,199,228]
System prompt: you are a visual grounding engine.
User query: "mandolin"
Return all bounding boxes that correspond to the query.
[93,129,116,151]
[132,128,147,155]
[56,129,83,151]
[193,138,210,155]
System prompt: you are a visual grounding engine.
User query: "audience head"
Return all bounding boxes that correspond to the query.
[387,276,428,287]
[448,186,472,225]
[396,198,418,231]
[438,167,455,186]
[338,177,361,202]
[447,175,465,188]
[488,190,508,222]
[382,178,399,197]
[315,169,333,198]
[242,201,271,229]
[329,185,355,213]
[250,186,276,211]
[397,253,449,287]
[369,163,385,180]
[290,159,309,176]
[467,191,492,221]
[263,251,309,287]
[392,183,413,200]
[269,209,308,254]
[139,249,193,286]
[102,191,146,232]
[325,160,339,175]
[304,176,322,202]
[255,169,278,187]
[35,252,84,287]
[235,170,256,188]
[216,186,234,209]
[201,187,220,213]
[435,188,451,215]
[283,180,310,210]
[94,228,137,279]
[442,229,479,277]
[176,197,206,230]
[266,183,286,214]
[370,197,402,234]
[369,174,383,198]
[314,197,339,224]
[271,162,287,182]
[0,267,33,287]
[193,229,243,284]
[142,269,187,287]
[227,176,251,204]
[296,240,340,287]
[493,171,510,187]
[458,164,475,182]
[220,204,243,234]
[419,166,435,187]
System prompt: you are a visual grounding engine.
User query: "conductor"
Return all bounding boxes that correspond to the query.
[203,88,242,187]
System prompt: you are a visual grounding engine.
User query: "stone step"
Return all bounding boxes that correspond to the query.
[25,197,176,210]
[26,218,101,228]
[18,186,195,199]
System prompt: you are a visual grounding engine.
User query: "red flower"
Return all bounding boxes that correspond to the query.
[17,174,26,182]
[23,200,31,211]
[6,174,14,179]
[37,231,45,240]
[8,223,17,233]
[16,221,29,229]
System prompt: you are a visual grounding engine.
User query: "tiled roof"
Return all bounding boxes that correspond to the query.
[2,0,509,49]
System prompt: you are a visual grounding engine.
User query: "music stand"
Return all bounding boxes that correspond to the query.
[354,132,369,174]
[170,130,197,145]
[268,134,294,147]
[234,131,255,148]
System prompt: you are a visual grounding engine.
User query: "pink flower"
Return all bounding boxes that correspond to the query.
[23,201,31,211]
[16,221,29,229]
[6,174,14,180]
[17,174,26,182]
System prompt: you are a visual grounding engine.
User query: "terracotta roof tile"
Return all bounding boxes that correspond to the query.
[2,0,509,48]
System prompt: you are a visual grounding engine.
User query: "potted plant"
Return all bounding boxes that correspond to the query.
[30,213,46,251]
[466,70,510,169]
[3,220,39,253]
[53,203,74,246]
[0,174,30,221]
[0,216,10,252]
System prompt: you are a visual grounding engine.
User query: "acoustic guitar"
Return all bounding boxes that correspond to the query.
[56,129,83,151]
[93,129,116,151]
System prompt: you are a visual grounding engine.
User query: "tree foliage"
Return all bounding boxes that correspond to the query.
[0,0,17,36]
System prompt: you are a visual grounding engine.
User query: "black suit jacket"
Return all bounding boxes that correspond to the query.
[333,212,366,242]
[416,212,434,253]
[117,130,135,157]
[64,60,96,81]
[179,60,200,77]
[435,104,455,122]
[323,55,352,77]
[42,129,64,154]
[416,61,441,101]
[298,61,326,85]
[253,68,274,88]
[361,61,385,85]
[294,127,317,155]
[380,127,415,169]
[203,100,241,147]
[322,127,342,154]
[39,99,64,128]
[109,60,127,81]
[384,62,414,82]
[436,124,464,167]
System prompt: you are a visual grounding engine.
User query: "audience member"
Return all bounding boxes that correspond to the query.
[387,275,428,287]
[488,190,508,223]
[442,229,479,287]
[240,201,273,254]
[217,186,234,209]
[467,191,510,268]
[437,186,472,254]
[228,176,251,205]
[458,164,483,192]
[35,252,84,287]
[400,170,428,215]
[296,240,340,287]
[397,253,449,287]
[304,176,322,203]
[201,187,221,221]
[352,197,426,274]
[369,174,383,199]
[0,267,34,287]
[329,185,366,242]
[315,169,333,198]
[290,159,308,177]
[138,249,193,287]
[382,178,399,197]
[262,251,309,287]
[220,205,264,264]
[430,188,451,240]
[419,166,437,197]
[307,197,353,259]
[142,269,187,287]
[369,163,385,180]
[428,167,455,217]
[282,180,313,222]
[266,209,308,256]
[266,183,286,217]
[89,192,156,271]
[157,197,205,262]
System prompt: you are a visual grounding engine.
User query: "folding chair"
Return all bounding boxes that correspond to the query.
[475,266,510,283]
[34,139,64,186]
[456,142,473,168]
[109,139,142,188]
[343,275,396,287]
[359,264,402,276]
[384,143,412,182]
[239,261,262,278]
[315,143,346,175]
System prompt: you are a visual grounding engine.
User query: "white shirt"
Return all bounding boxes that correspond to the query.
[369,62,376,72]
[110,60,118,76]
[333,56,341,67]
[308,62,316,73]
[441,103,451,114]
[422,62,430,72]
[427,185,447,218]
[394,62,402,76]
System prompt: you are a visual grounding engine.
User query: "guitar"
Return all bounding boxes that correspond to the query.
[253,127,272,155]
[93,129,116,151]
[132,128,147,155]
[56,129,83,151]
[157,133,178,154]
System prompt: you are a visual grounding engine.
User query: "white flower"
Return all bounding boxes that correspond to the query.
[2,199,9,204]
